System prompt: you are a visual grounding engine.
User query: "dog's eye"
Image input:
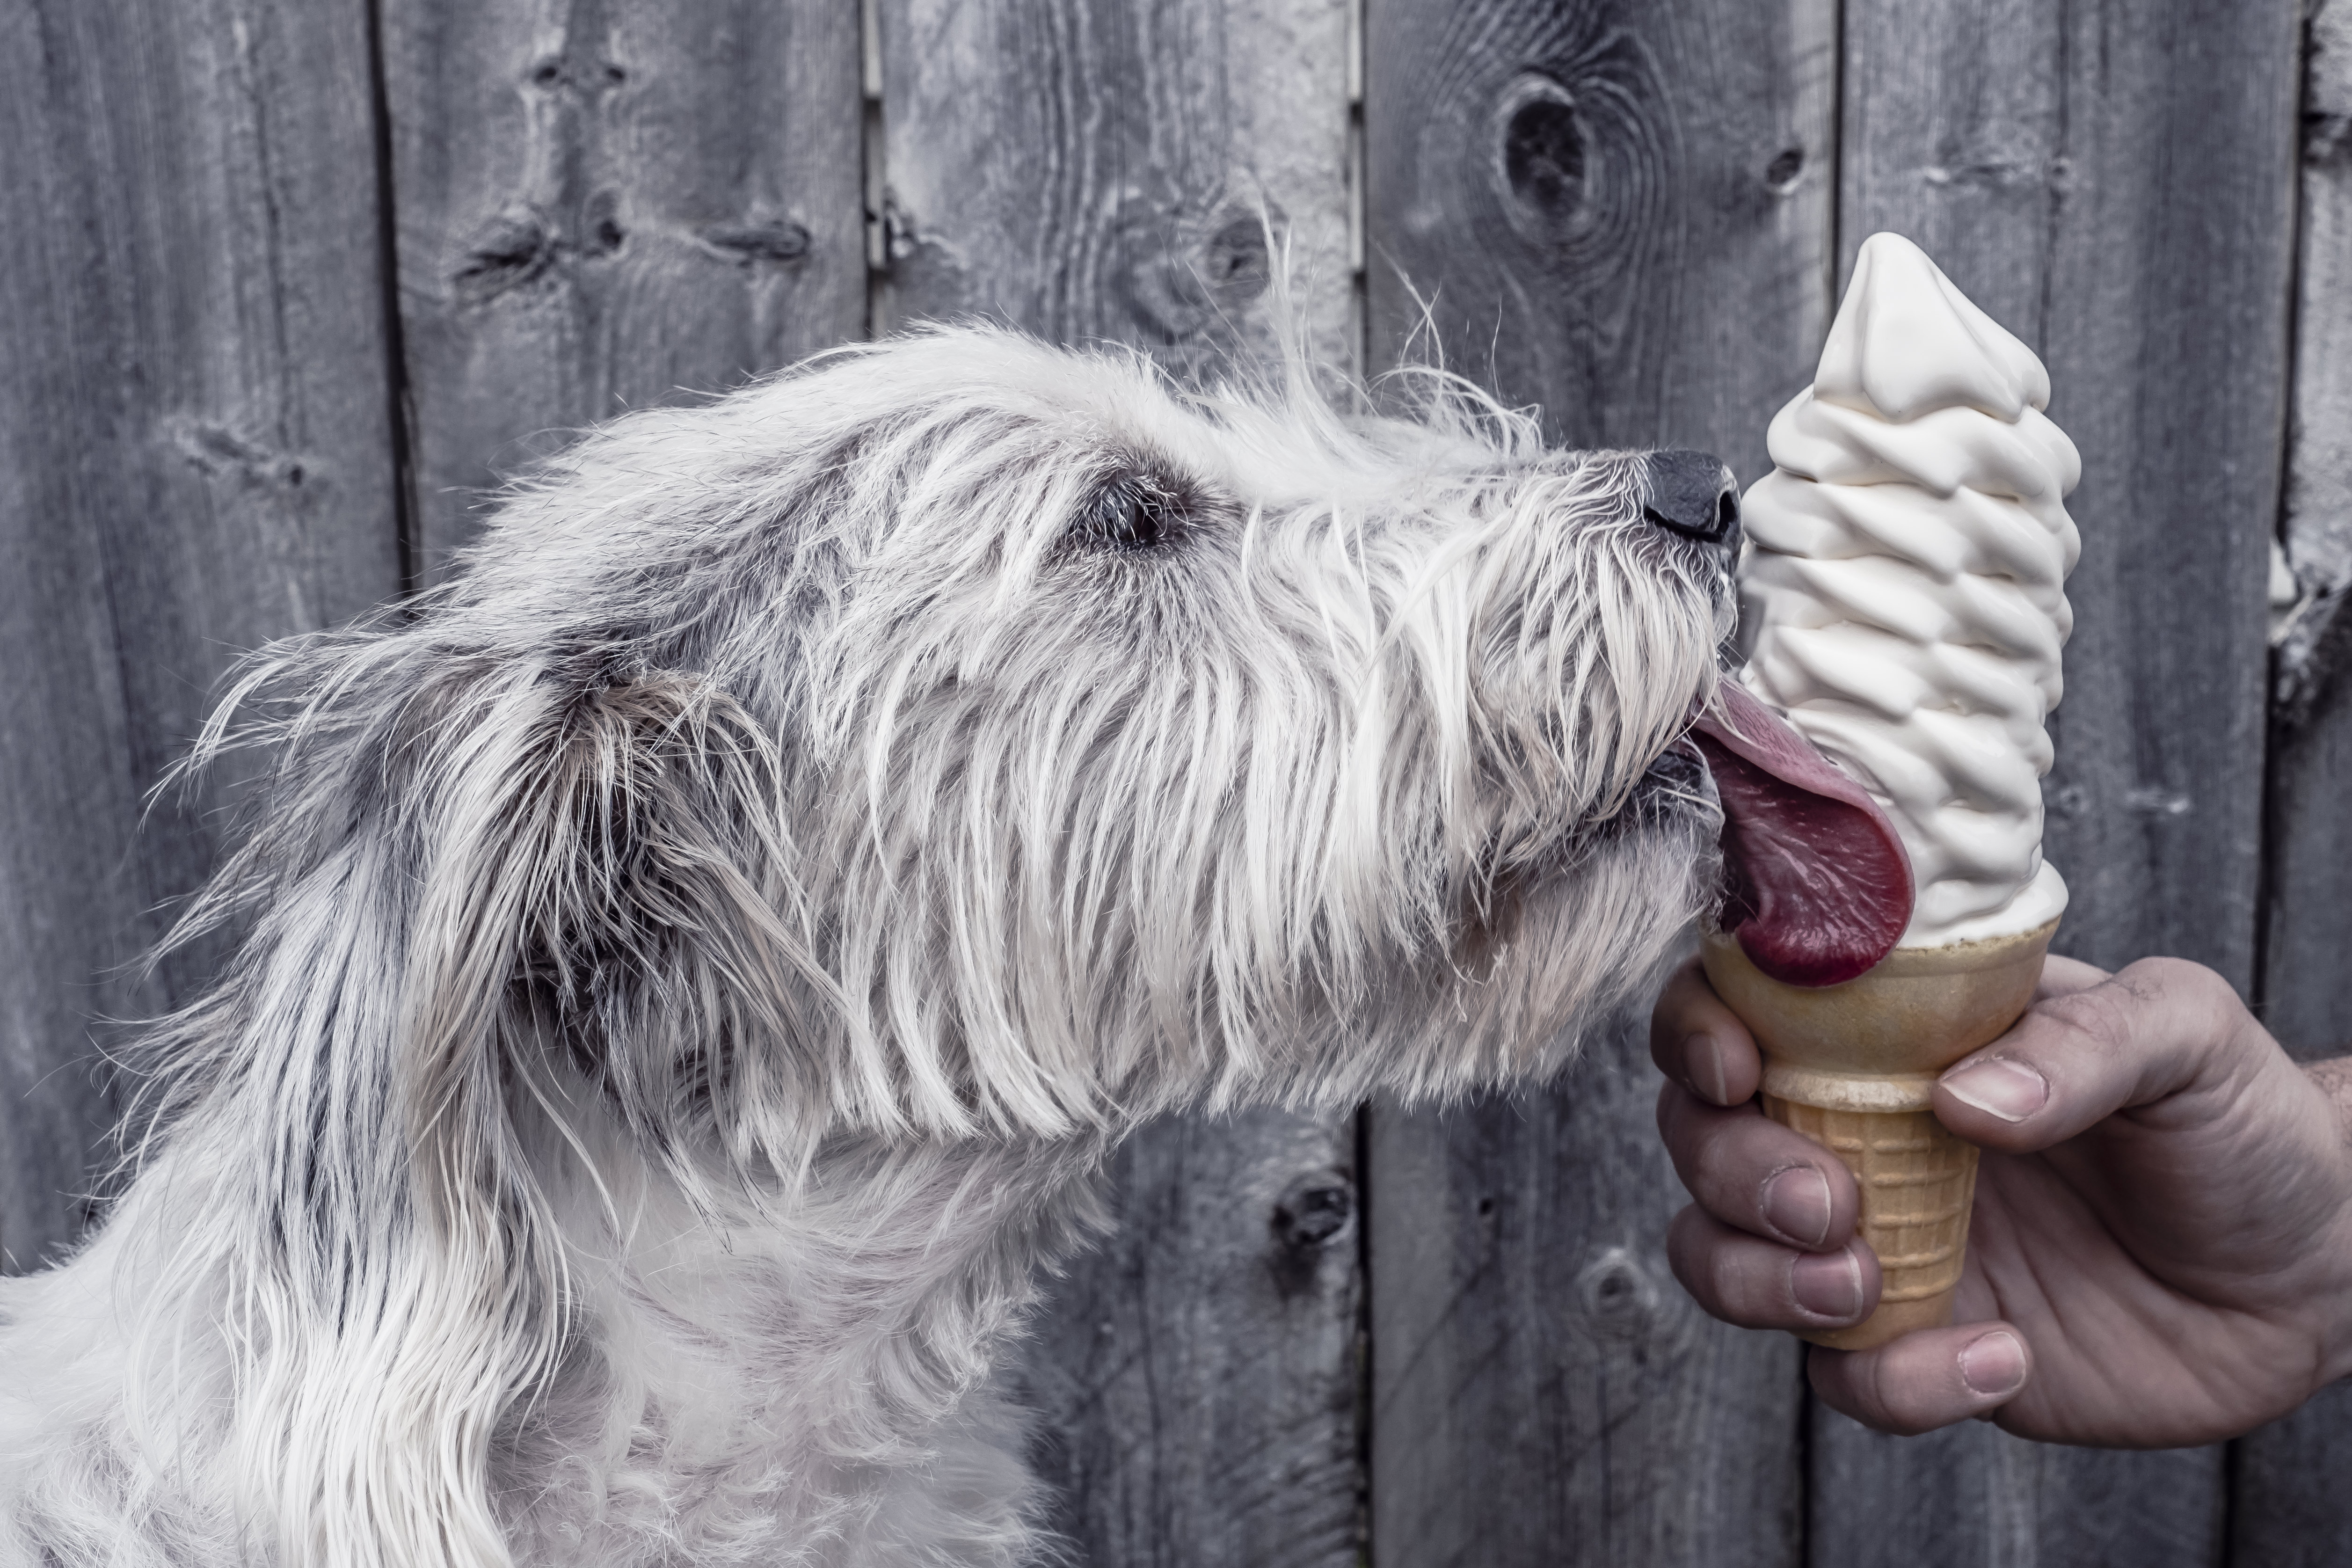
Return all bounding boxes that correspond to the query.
[1076,469,1187,552]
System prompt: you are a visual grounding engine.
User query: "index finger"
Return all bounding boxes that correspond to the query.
[1650,956,1762,1107]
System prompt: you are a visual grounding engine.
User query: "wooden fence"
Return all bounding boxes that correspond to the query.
[3,0,2348,1562]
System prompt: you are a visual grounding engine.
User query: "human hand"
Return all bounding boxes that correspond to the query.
[1652,952,2352,1445]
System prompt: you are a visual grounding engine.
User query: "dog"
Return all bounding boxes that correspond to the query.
[0,322,1739,1566]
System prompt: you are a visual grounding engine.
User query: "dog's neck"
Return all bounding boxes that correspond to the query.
[27,1077,1111,1566]
[490,1093,1111,1561]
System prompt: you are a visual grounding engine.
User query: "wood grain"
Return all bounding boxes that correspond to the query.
[1368,1007,1805,1568]
[871,3,1357,1560]
[0,0,400,1271]
[2232,1383,2352,1567]
[2243,1,2352,1556]
[1842,0,2300,990]
[379,0,867,580]
[876,0,1353,380]
[4,3,2341,1560]
[2265,0,2352,1058]
[1363,0,1841,485]
[1809,1411,2223,1568]
[1361,2,1834,1560]
[1019,1110,1362,1567]
[1828,2,2300,1561]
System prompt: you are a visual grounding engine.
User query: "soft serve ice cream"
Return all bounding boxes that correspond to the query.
[1736,233,2080,948]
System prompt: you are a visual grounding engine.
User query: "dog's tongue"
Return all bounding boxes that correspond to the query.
[1690,684,1914,986]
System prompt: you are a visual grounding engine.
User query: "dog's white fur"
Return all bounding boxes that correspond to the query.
[0,324,1729,1565]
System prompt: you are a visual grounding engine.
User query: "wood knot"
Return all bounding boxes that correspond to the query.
[1493,73,1584,241]
[525,55,629,94]
[1117,205,1276,343]
[1273,1171,1355,1251]
[453,208,558,303]
[703,219,814,266]
[1573,1246,1660,1340]
[165,417,311,490]
[583,190,625,258]
[1268,1168,1354,1301]
[1483,42,1669,268]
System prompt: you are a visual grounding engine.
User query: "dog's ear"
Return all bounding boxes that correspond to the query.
[391,664,845,1540]
[137,651,831,1566]
[405,667,838,1211]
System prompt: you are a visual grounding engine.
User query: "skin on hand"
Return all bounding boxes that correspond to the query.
[1652,950,2352,1445]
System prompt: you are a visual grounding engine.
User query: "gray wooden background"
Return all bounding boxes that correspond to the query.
[3,0,2347,1562]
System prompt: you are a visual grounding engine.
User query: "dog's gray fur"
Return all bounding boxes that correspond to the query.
[0,323,1728,1565]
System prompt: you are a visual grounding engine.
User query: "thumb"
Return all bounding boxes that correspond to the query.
[1930,956,2270,1153]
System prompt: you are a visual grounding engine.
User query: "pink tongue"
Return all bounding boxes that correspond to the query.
[1689,684,1914,986]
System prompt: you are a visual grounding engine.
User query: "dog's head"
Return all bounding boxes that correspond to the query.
[376,328,1731,1132]
[175,327,1744,1165]
[133,325,1739,1561]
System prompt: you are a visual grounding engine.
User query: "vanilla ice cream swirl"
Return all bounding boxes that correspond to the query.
[1738,233,2080,947]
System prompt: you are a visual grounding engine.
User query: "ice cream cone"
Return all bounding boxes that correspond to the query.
[1699,918,2058,1350]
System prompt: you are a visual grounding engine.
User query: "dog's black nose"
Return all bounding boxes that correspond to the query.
[1642,450,1741,546]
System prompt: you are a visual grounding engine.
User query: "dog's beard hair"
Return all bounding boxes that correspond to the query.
[0,323,1728,1566]
[809,446,1724,1128]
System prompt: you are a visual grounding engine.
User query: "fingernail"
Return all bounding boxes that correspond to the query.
[1960,1330,2028,1397]
[1684,1033,1730,1103]
[1791,1247,1863,1319]
[1941,1058,2049,1123]
[1762,1166,1833,1247]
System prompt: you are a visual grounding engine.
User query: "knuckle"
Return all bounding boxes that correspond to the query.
[1646,1001,1678,1061]
[2127,954,2205,991]
[1725,1235,1823,1324]
[1666,1209,1778,1323]
[1703,1250,1776,1321]
[2117,955,2232,1025]
[1823,1349,1928,1436]
[1663,1207,1718,1299]
[2027,980,2143,1074]
[1648,1025,1695,1083]
[1655,1085,1710,1172]
[1683,1113,1767,1212]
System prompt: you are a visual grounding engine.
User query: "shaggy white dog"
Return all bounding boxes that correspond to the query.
[0,324,1738,1566]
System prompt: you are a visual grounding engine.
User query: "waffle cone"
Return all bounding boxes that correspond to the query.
[1700,919,2059,1350]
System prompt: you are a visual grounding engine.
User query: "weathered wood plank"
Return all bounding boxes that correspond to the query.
[2265,0,2352,1059]
[1824,2,2299,1561]
[0,0,400,1270]
[2240,2,2352,1558]
[1841,0,2298,988]
[876,0,1353,381]
[2263,672,2352,1059]
[1364,0,1841,480]
[1018,1110,1361,1567]
[872,3,1356,1561]
[1367,1005,1805,1568]
[1361,1,1834,1561]
[379,0,868,580]
[1810,1411,2223,1568]
[2232,1384,2352,1568]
